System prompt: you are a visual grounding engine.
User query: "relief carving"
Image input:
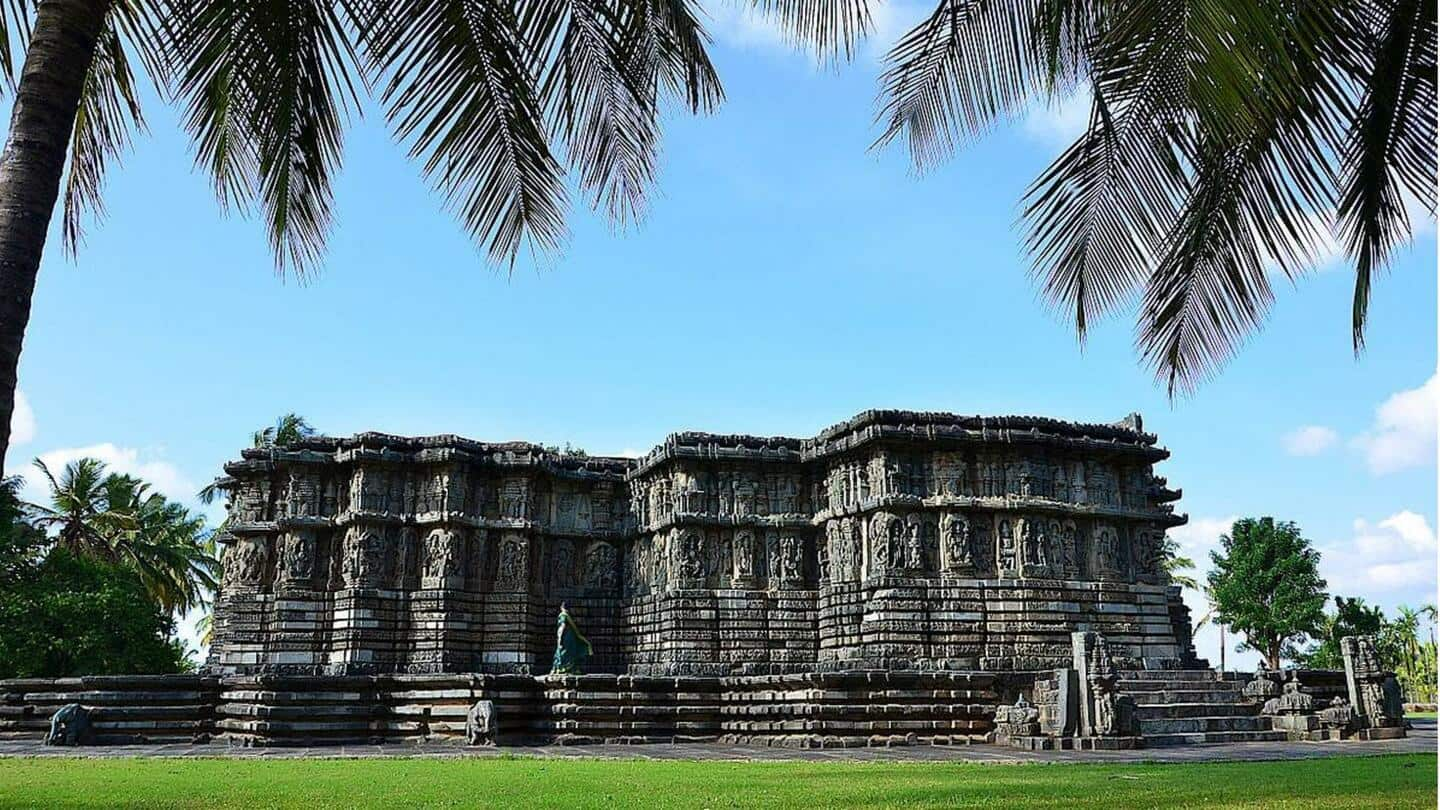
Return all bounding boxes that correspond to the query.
[496,534,528,590]
[277,530,316,584]
[584,542,618,591]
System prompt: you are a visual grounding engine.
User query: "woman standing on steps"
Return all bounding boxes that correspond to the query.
[552,602,593,675]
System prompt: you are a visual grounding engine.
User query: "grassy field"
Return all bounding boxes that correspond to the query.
[0,753,1433,809]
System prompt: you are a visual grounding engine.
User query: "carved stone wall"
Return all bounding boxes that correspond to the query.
[208,411,1190,676]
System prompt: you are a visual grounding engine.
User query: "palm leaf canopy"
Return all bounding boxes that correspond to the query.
[8,0,1432,395]
[876,0,1436,394]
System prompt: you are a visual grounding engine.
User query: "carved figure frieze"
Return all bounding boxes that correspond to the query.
[733,530,757,582]
[941,512,974,571]
[777,533,803,586]
[423,528,463,584]
[997,518,1017,574]
[341,528,388,588]
[228,537,269,587]
[584,542,618,591]
[496,534,528,590]
[277,530,316,584]
[676,529,706,583]
[550,539,576,590]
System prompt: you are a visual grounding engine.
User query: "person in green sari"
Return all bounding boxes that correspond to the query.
[552,602,592,674]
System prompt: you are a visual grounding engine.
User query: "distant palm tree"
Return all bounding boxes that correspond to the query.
[1393,603,1423,698]
[872,0,1435,395]
[103,473,217,615]
[29,458,122,560]
[28,458,216,615]
[1159,534,1197,589]
[252,413,317,449]
[199,412,317,506]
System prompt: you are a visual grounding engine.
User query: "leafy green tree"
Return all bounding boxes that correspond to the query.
[0,475,191,677]
[1207,517,1329,669]
[0,547,193,678]
[1301,595,1387,669]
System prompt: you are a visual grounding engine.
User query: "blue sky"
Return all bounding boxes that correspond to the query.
[8,6,1436,667]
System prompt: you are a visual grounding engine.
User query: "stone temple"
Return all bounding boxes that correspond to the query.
[3,410,1406,748]
[207,410,1196,677]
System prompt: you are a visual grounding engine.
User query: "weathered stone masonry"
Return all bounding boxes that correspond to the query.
[207,410,1194,677]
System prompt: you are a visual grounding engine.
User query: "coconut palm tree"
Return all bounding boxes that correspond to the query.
[252,413,316,449]
[1159,533,1196,589]
[27,457,216,615]
[28,457,120,560]
[873,0,1435,395]
[102,473,217,614]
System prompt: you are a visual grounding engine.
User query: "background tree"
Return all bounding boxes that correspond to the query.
[26,457,216,615]
[0,475,192,677]
[1301,597,1438,702]
[1207,517,1328,669]
[1159,534,1196,589]
[251,413,316,449]
[1300,595,1387,669]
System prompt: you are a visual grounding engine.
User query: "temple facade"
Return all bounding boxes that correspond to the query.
[207,410,1195,676]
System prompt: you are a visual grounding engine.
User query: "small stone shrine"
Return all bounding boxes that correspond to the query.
[205,410,1194,677]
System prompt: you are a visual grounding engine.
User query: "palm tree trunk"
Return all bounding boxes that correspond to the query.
[0,0,110,468]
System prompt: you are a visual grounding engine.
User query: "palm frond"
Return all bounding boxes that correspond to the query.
[1337,0,1437,351]
[363,0,568,265]
[543,0,720,225]
[0,0,33,92]
[749,0,872,65]
[1133,0,1348,394]
[172,0,362,275]
[875,0,1099,170]
[62,8,147,256]
[1021,5,1191,338]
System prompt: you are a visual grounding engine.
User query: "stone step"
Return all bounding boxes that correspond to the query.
[1134,702,1259,720]
[1142,730,1289,747]
[1118,678,1240,692]
[1117,670,1225,682]
[1138,716,1272,735]
[1128,689,1249,705]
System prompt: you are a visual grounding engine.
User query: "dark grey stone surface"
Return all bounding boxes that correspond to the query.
[0,719,1430,762]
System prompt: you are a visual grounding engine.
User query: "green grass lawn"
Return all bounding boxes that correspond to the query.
[0,753,1433,809]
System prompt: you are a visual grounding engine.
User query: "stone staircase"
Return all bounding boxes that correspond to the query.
[1119,670,1286,747]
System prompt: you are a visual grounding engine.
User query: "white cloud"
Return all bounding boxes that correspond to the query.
[1282,425,1338,456]
[1022,88,1091,146]
[1320,511,1437,604]
[25,443,200,507]
[1351,374,1438,475]
[708,3,792,55]
[9,389,34,446]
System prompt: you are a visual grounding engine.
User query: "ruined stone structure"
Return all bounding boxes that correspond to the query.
[206,410,1193,677]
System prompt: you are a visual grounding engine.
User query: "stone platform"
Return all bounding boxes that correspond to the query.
[0,719,1430,763]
